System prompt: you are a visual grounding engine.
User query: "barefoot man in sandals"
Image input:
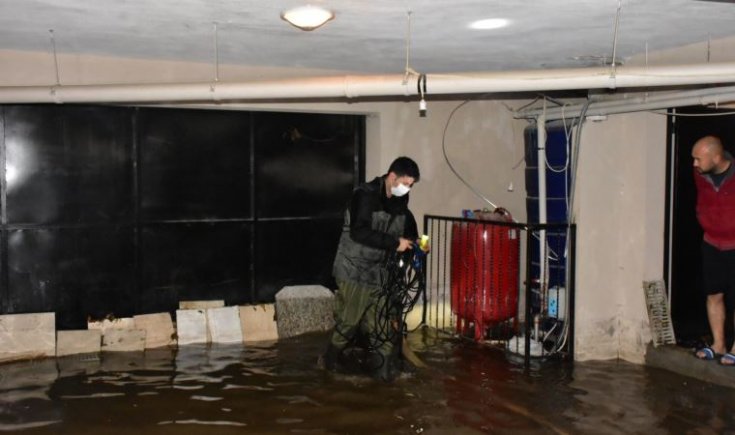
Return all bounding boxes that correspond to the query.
[692,135,735,365]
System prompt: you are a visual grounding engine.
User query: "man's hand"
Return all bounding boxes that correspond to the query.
[397,237,414,252]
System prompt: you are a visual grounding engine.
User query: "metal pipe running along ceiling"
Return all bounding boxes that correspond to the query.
[516,84,735,121]
[3,63,735,104]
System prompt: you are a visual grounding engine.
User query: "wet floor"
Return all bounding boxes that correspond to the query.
[1,330,734,434]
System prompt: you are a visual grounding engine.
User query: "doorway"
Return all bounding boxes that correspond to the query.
[668,106,735,346]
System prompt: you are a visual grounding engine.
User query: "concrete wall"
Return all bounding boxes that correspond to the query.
[573,113,666,363]
[364,100,527,222]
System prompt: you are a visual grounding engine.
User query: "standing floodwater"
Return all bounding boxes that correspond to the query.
[1,330,734,434]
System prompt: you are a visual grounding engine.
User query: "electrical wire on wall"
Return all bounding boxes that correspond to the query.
[441,97,500,211]
[539,107,577,264]
[567,99,591,225]
[554,98,591,355]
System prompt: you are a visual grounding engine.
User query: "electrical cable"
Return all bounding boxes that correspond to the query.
[561,109,575,219]
[417,74,427,96]
[546,99,590,356]
[417,74,428,116]
[372,249,425,341]
[521,99,588,357]
[333,248,427,373]
[442,98,499,211]
[544,106,572,174]
[542,320,558,344]
[567,99,591,224]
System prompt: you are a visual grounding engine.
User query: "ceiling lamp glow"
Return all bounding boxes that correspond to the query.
[281,5,335,31]
[468,18,509,30]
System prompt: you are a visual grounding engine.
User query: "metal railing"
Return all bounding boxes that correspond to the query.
[420,215,576,367]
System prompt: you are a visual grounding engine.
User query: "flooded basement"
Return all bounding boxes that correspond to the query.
[1,330,734,434]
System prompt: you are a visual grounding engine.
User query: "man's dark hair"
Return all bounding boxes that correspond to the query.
[387,156,420,182]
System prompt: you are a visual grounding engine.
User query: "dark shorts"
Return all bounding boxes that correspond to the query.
[701,241,735,300]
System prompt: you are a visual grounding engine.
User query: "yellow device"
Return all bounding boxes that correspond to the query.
[418,234,430,251]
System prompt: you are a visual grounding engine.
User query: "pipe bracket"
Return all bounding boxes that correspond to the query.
[49,86,62,104]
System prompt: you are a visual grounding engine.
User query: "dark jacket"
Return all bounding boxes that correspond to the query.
[332,176,418,289]
[695,156,735,250]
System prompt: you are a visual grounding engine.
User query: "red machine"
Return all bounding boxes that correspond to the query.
[451,210,520,341]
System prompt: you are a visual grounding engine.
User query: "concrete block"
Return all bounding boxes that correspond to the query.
[87,317,135,332]
[0,312,56,363]
[176,309,208,345]
[179,300,225,310]
[239,304,278,342]
[57,330,102,357]
[101,329,146,352]
[206,306,243,344]
[133,312,176,349]
[275,285,335,338]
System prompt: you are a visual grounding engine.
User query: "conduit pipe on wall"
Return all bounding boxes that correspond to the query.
[537,103,548,304]
[3,63,735,103]
[517,84,735,121]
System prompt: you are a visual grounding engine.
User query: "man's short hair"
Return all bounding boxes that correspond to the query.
[388,157,420,182]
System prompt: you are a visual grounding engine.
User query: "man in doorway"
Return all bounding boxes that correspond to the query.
[325,156,420,381]
[692,135,735,365]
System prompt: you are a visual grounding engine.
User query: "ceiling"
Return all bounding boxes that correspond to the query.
[2,0,735,78]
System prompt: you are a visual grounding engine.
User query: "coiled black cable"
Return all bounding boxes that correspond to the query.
[335,249,426,372]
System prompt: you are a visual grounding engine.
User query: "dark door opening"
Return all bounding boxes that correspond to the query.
[668,106,735,347]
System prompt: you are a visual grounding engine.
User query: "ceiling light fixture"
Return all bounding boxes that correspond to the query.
[281,5,335,31]
[468,18,509,30]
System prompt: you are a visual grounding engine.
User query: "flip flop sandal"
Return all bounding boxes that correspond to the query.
[694,346,720,360]
[720,353,735,366]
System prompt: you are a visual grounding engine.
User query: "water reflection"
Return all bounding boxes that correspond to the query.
[0,331,734,433]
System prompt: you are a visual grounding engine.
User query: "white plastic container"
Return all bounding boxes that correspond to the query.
[548,286,566,320]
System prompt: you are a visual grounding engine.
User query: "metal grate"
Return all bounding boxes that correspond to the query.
[643,280,676,347]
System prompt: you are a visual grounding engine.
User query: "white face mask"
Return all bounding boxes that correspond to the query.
[391,183,411,197]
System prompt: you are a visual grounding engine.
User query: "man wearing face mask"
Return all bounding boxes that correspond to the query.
[325,156,420,381]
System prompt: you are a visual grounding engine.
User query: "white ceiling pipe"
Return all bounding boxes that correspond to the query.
[518,90,735,121]
[518,84,735,119]
[3,63,735,104]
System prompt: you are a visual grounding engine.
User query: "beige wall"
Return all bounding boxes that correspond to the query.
[573,112,666,362]
[366,100,527,222]
[2,48,679,363]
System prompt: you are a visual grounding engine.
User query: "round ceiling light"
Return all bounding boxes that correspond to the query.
[468,18,510,30]
[281,5,335,31]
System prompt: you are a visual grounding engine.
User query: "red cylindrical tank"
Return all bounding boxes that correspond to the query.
[451,211,520,341]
